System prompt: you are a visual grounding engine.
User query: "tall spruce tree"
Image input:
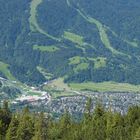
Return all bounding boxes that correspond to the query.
[32,112,48,140]
[134,127,140,140]
[92,103,106,140]
[6,115,19,140]
[0,101,11,138]
[16,107,34,140]
[0,120,4,140]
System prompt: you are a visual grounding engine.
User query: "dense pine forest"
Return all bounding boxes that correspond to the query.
[0,0,140,85]
[0,100,140,140]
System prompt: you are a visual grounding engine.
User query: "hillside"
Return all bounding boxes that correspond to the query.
[0,77,22,100]
[0,0,140,85]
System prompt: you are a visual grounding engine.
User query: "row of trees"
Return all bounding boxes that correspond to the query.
[1,100,140,140]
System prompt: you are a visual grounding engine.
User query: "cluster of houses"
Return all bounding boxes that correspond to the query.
[45,92,140,115]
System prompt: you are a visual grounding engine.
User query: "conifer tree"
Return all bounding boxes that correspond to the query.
[92,103,106,140]
[93,103,105,119]
[6,115,19,140]
[81,98,93,140]
[134,127,140,140]
[106,111,114,140]
[84,98,92,121]
[0,101,11,137]
[16,107,34,140]
[32,112,48,140]
[0,120,4,140]
[49,110,71,140]
[109,113,125,140]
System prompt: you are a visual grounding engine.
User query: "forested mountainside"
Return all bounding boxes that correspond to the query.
[1,101,140,140]
[0,77,22,100]
[0,0,140,85]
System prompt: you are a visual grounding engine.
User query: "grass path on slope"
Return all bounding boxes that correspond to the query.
[66,0,71,7]
[63,31,96,52]
[76,9,126,56]
[29,0,61,42]
[33,45,60,52]
[66,0,127,56]
[63,31,84,46]
[0,61,16,81]
[106,26,138,48]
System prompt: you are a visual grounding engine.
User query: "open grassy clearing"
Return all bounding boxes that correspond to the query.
[27,91,42,96]
[69,56,106,70]
[43,77,140,93]
[50,91,75,98]
[69,57,81,65]
[43,78,76,98]
[29,0,60,41]
[69,56,87,65]
[0,61,16,81]
[74,63,89,73]
[124,39,138,48]
[88,57,106,69]
[33,45,60,52]
[37,66,53,80]
[69,56,89,73]
[69,82,140,92]
[63,31,84,46]
[44,78,71,91]
[94,58,106,69]
[29,0,42,32]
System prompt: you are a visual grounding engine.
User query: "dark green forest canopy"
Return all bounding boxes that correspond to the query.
[1,101,140,140]
[0,0,140,85]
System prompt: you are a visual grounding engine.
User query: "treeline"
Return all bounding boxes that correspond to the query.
[0,100,140,140]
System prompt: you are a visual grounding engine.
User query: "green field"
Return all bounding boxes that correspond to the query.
[50,91,75,98]
[44,78,140,93]
[29,0,60,41]
[63,31,84,46]
[69,56,106,70]
[74,63,89,73]
[64,30,94,52]
[69,56,86,65]
[33,45,59,52]
[43,78,75,98]
[27,92,42,96]
[37,66,53,80]
[69,82,140,92]
[0,61,16,81]
[44,78,70,91]
[88,57,106,69]
[124,39,138,48]
[29,0,42,32]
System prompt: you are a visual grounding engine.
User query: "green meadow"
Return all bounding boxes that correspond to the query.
[33,45,59,52]
[64,31,84,46]
[0,61,16,81]
[70,82,140,92]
